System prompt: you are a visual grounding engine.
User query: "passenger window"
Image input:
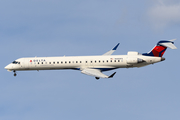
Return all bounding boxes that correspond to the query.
[69,61,71,63]
[99,60,100,63]
[65,61,67,64]
[61,61,63,64]
[114,60,116,62]
[49,62,51,64]
[107,60,108,62]
[38,62,39,64]
[42,62,43,64]
[86,61,87,63]
[111,60,112,62]
[95,61,96,63]
[57,62,59,64]
[53,62,55,64]
[80,61,82,63]
[76,61,78,63]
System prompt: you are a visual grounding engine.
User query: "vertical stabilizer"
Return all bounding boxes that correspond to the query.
[143,39,177,57]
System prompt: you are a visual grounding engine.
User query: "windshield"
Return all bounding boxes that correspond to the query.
[12,61,20,64]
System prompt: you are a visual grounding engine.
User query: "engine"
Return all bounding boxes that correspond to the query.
[127,57,145,64]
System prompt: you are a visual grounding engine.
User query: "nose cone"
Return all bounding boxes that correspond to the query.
[5,64,11,70]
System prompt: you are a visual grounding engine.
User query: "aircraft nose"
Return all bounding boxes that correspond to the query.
[5,64,11,70]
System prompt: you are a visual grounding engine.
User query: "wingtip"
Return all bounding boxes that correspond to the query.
[108,72,116,78]
[112,43,120,50]
[169,39,177,42]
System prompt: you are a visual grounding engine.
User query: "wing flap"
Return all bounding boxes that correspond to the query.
[81,68,116,79]
[81,69,109,78]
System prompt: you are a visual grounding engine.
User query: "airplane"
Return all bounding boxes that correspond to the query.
[5,39,177,79]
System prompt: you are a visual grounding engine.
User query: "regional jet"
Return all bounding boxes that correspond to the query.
[5,39,177,79]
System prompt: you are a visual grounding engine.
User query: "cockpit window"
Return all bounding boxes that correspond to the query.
[12,61,20,64]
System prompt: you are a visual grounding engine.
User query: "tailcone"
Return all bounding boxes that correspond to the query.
[161,57,165,61]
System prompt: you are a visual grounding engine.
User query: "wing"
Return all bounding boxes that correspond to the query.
[81,68,116,79]
[102,43,120,56]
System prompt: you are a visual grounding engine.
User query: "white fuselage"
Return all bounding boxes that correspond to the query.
[5,54,163,72]
[4,40,176,79]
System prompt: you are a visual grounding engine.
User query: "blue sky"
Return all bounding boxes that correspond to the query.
[1,0,180,120]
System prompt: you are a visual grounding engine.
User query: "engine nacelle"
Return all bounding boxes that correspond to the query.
[127,51,141,55]
[127,57,144,64]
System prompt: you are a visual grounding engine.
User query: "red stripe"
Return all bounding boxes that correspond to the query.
[152,46,166,57]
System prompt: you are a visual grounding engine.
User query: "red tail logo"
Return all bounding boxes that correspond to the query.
[151,46,167,57]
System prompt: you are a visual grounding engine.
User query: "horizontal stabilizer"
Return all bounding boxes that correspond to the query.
[103,43,120,56]
[158,39,177,49]
[159,42,177,49]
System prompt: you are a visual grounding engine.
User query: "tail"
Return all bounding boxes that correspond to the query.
[143,39,177,57]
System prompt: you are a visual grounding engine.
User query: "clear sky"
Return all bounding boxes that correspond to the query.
[1,0,180,120]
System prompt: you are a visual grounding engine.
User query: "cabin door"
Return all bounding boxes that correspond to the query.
[24,59,29,69]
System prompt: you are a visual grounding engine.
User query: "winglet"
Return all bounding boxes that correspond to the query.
[112,43,120,50]
[103,43,120,55]
[108,72,116,78]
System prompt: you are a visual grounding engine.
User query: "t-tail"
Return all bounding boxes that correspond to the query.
[142,39,177,57]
